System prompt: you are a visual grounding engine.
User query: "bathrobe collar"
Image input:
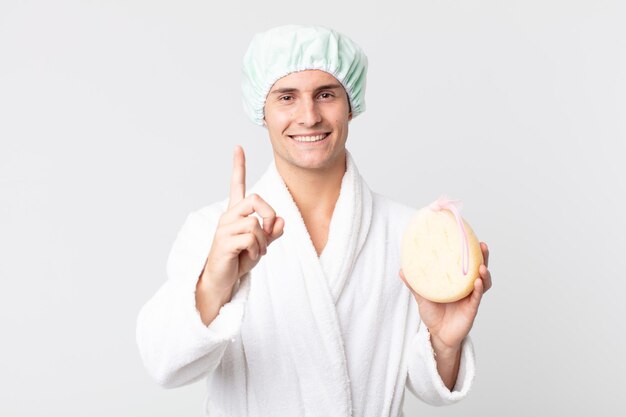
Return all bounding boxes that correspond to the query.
[246,150,373,415]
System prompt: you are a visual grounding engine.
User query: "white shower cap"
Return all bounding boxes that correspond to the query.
[241,24,368,126]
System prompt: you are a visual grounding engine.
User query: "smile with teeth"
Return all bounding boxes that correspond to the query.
[290,133,329,142]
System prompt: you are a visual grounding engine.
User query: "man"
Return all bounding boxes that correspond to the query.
[137,24,492,416]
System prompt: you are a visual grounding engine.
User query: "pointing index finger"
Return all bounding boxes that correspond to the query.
[229,145,246,209]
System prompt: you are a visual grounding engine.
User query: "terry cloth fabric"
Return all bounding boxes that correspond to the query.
[241,24,368,126]
[136,151,476,417]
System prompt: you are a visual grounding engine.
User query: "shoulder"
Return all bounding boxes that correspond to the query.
[166,199,229,274]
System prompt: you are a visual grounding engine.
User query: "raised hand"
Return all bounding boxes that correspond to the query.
[195,146,285,325]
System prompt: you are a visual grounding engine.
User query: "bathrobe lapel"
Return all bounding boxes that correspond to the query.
[320,152,373,303]
[245,151,373,416]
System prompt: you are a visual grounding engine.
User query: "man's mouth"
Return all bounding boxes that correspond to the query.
[289,133,330,143]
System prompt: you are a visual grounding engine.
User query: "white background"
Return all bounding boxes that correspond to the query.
[1,0,625,415]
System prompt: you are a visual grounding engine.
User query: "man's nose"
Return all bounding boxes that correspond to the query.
[295,98,322,126]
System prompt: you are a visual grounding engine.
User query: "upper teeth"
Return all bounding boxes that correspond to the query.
[291,133,328,142]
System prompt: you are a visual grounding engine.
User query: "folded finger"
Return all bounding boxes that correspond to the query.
[229,233,260,260]
[479,264,492,292]
[267,216,285,245]
[225,194,277,233]
[480,242,489,267]
[470,278,484,309]
[223,216,268,256]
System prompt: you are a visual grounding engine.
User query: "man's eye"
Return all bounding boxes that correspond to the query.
[319,93,333,99]
[279,95,293,101]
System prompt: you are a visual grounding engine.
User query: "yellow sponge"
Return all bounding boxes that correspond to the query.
[401,204,483,303]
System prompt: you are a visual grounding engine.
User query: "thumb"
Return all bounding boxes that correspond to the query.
[267,217,285,244]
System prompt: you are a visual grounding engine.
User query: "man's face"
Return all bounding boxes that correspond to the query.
[263,69,353,172]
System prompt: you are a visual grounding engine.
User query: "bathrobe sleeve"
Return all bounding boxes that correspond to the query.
[405,319,476,406]
[136,203,251,388]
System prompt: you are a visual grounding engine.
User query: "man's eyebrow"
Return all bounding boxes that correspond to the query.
[269,84,343,95]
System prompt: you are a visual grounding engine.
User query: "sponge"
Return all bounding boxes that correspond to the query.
[401,197,483,303]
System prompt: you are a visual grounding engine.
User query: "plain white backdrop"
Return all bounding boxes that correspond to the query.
[1,0,625,415]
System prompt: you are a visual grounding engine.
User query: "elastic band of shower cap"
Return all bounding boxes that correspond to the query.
[241,24,368,126]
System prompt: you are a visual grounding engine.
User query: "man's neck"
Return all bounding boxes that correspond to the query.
[275,153,346,217]
[274,152,346,255]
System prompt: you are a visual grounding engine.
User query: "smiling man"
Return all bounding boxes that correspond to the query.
[263,69,353,256]
[137,24,492,417]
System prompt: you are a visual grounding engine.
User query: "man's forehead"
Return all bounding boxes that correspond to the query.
[269,70,343,94]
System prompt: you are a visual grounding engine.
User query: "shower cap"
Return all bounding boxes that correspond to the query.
[241,24,368,126]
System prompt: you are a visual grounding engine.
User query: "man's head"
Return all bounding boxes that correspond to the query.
[241,25,368,171]
[262,69,352,170]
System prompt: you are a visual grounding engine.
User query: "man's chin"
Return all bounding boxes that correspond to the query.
[283,152,346,173]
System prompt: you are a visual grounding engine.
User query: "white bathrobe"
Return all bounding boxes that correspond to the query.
[136,152,476,416]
